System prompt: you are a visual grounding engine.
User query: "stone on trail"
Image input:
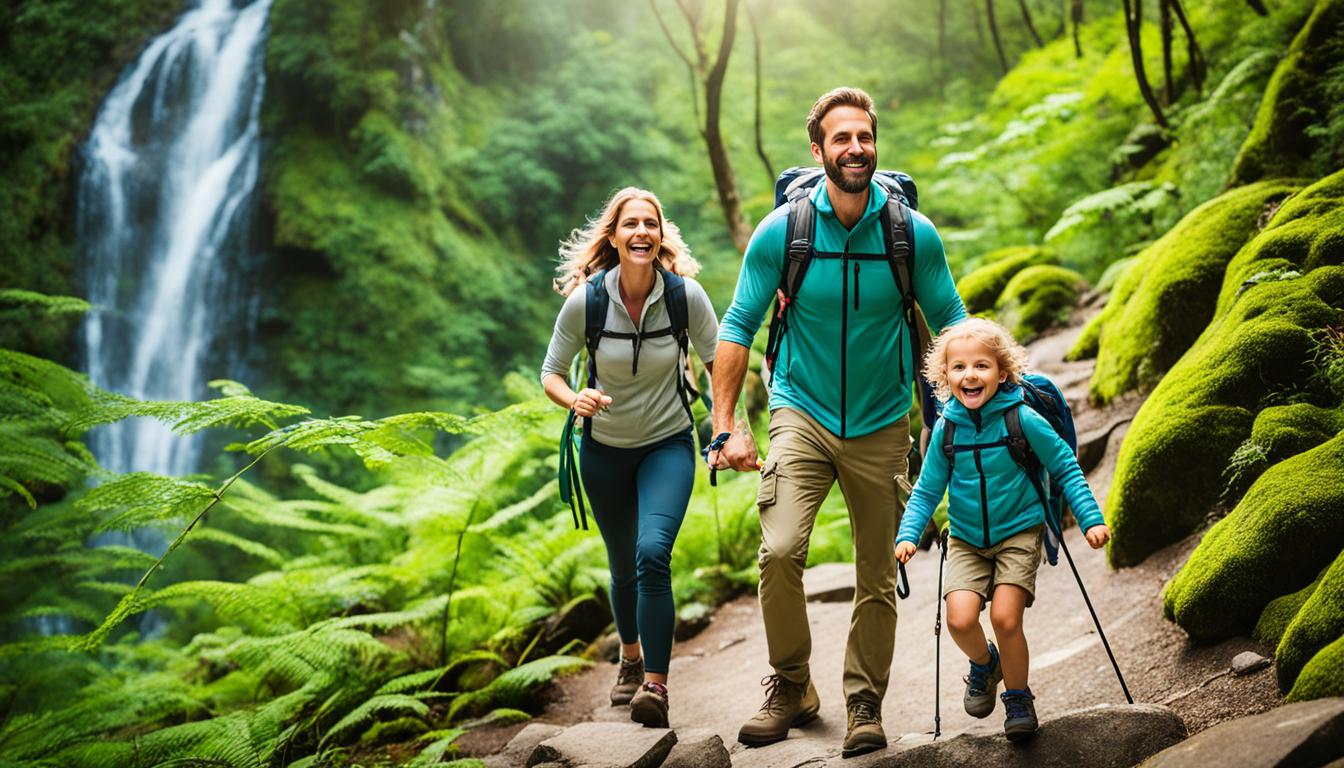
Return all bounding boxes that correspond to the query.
[527,721,677,768]
[804,562,855,603]
[1231,650,1272,676]
[660,728,730,768]
[485,723,564,768]
[1138,697,1344,768]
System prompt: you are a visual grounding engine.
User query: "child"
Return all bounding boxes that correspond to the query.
[894,317,1110,742]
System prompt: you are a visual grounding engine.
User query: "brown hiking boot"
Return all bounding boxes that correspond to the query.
[609,656,643,706]
[842,699,886,758]
[629,681,670,728]
[737,674,821,747]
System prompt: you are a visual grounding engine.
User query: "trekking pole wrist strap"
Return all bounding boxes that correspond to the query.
[703,431,732,487]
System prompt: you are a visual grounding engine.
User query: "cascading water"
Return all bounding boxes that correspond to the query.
[80,0,272,480]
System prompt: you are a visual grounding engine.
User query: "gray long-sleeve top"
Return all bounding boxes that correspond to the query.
[541,265,719,448]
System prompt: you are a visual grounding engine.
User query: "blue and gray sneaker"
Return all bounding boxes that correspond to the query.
[963,640,1003,718]
[1001,688,1038,742]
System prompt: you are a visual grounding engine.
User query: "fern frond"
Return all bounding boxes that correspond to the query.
[405,728,465,767]
[67,391,309,436]
[326,594,449,633]
[447,655,591,722]
[320,694,429,747]
[0,289,92,315]
[0,546,156,580]
[469,481,556,532]
[375,666,452,695]
[79,580,302,649]
[184,527,286,567]
[77,473,216,533]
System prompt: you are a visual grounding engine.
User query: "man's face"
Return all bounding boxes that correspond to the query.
[811,105,876,194]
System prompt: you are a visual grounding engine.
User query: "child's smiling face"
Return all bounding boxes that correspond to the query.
[946,336,1008,410]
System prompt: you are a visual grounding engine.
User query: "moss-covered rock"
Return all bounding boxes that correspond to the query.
[1254,568,1326,650]
[1230,0,1344,185]
[1107,267,1344,567]
[1222,404,1344,505]
[1276,548,1344,691]
[1161,432,1344,642]
[1286,633,1344,702]
[1084,180,1302,404]
[994,265,1087,343]
[956,247,1057,314]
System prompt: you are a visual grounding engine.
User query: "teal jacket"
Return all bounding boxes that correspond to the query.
[896,386,1105,549]
[719,180,966,438]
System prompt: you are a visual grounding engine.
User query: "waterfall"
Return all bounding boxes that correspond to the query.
[80,0,273,480]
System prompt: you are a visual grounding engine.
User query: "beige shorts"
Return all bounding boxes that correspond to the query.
[943,526,1044,607]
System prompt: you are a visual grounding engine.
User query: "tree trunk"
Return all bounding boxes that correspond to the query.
[1123,0,1168,127]
[1160,0,1174,105]
[1169,0,1206,93]
[746,0,774,183]
[1246,0,1269,14]
[1018,0,1044,47]
[938,0,948,85]
[1071,0,1083,57]
[986,0,1009,73]
[702,0,750,252]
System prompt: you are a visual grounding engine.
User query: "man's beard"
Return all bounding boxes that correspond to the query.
[823,150,875,194]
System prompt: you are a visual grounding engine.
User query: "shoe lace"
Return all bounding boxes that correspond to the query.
[850,701,880,727]
[1003,692,1033,719]
[756,674,790,717]
[965,654,995,696]
[617,658,642,686]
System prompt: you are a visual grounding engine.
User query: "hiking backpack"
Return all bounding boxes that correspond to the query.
[763,166,937,430]
[936,374,1078,566]
[557,265,702,530]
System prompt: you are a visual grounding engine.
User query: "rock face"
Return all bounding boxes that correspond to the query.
[1139,697,1344,768]
[528,721,677,768]
[869,703,1185,768]
[660,728,731,768]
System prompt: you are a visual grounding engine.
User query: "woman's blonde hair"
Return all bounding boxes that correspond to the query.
[553,187,700,296]
[923,317,1031,403]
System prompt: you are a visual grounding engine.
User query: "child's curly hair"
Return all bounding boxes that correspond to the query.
[923,317,1031,403]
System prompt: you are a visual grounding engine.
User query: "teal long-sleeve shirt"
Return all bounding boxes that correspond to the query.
[896,386,1105,549]
[719,179,966,438]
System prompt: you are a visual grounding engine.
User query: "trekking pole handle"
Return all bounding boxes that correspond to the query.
[702,431,732,487]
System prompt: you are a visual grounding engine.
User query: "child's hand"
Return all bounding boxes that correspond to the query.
[894,541,917,563]
[1084,524,1111,549]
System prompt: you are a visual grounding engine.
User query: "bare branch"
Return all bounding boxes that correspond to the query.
[649,0,702,127]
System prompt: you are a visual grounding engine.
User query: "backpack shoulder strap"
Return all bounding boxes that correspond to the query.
[583,270,609,390]
[1002,405,1041,473]
[660,267,689,339]
[763,197,817,371]
[881,197,934,411]
[940,419,956,466]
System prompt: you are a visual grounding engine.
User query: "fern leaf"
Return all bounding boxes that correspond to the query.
[77,473,217,533]
[469,481,556,532]
[406,728,465,767]
[447,655,591,722]
[326,594,449,633]
[185,527,286,567]
[320,694,429,747]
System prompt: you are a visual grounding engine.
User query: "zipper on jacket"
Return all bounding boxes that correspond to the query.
[973,447,991,548]
[840,242,850,438]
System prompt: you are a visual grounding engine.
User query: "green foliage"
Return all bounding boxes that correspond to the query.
[1287,634,1344,702]
[1275,548,1344,692]
[1231,0,1344,184]
[1042,181,1179,281]
[955,246,1056,314]
[1255,568,1326,650]
[1220,403,1344,505]
[1085,179,1302,403]
[1162,433,1344,642]
[994,264,1087,342]
[446,655,591,722]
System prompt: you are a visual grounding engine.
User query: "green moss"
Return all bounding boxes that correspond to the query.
[1276,548,1344,691]
[1217,170,1344,318]
[1287,633,1344,702]
[956,247,1056,314]
[1254,567,1326,650]
[1222,404,1344,504]
[1066,311,1104,362]
[1086,180,1304,404]
[1162,432,1344,642]
[1230,0,1344,185]
[994,265,1087,343]
[1108,267,1344,567]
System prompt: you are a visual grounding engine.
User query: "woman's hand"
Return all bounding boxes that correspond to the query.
[894,541,917,564]
[571,388,612,418]
[1084,524,1111,549]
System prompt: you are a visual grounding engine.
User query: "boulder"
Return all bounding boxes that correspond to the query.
[804,562,855,603]
[874,703,1185,768]
[528,721,676,768]
[994,265,1088,343]
[484,723,564,768]
[956,246,1057,314]
[543,593,614,655]
[1139,697,1344,767]
[661,728,730,768]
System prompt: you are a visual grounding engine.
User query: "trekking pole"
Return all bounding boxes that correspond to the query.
[933,527,948,739]
[1045,514,1133,704]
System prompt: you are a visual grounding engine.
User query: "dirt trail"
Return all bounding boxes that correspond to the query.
[478,308,1283,761]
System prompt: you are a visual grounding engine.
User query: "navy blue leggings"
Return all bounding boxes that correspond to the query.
[580,428,694,675]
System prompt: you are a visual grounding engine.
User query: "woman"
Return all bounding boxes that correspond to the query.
[541,188,718,728]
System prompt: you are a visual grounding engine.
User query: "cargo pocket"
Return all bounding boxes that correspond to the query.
[757,456,778,510]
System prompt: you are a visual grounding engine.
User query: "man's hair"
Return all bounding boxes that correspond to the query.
[806,87,878,148]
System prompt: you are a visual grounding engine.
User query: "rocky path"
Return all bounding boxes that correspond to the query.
[474,309,1287,765]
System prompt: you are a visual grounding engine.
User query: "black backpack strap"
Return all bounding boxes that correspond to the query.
[880,197,934,407]
[940,420,956,466]
[659,267,698,429]
[763,197,816,373]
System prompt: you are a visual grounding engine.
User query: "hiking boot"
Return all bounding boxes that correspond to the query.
[841,698,887,758]
[737,674,821,747]
[963,640,1003,718]
[1001,688,1038,742]
[630,681,670,728]
[610,656,644,706]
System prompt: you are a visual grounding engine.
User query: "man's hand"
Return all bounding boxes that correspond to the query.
[1084,524,1111,549]
[894,541,917,564]
[709,427,759,472]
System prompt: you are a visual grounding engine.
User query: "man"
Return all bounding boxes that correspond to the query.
[708,87,966,758]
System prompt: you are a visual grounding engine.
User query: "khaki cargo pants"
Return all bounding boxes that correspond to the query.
[756,407,911,706]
